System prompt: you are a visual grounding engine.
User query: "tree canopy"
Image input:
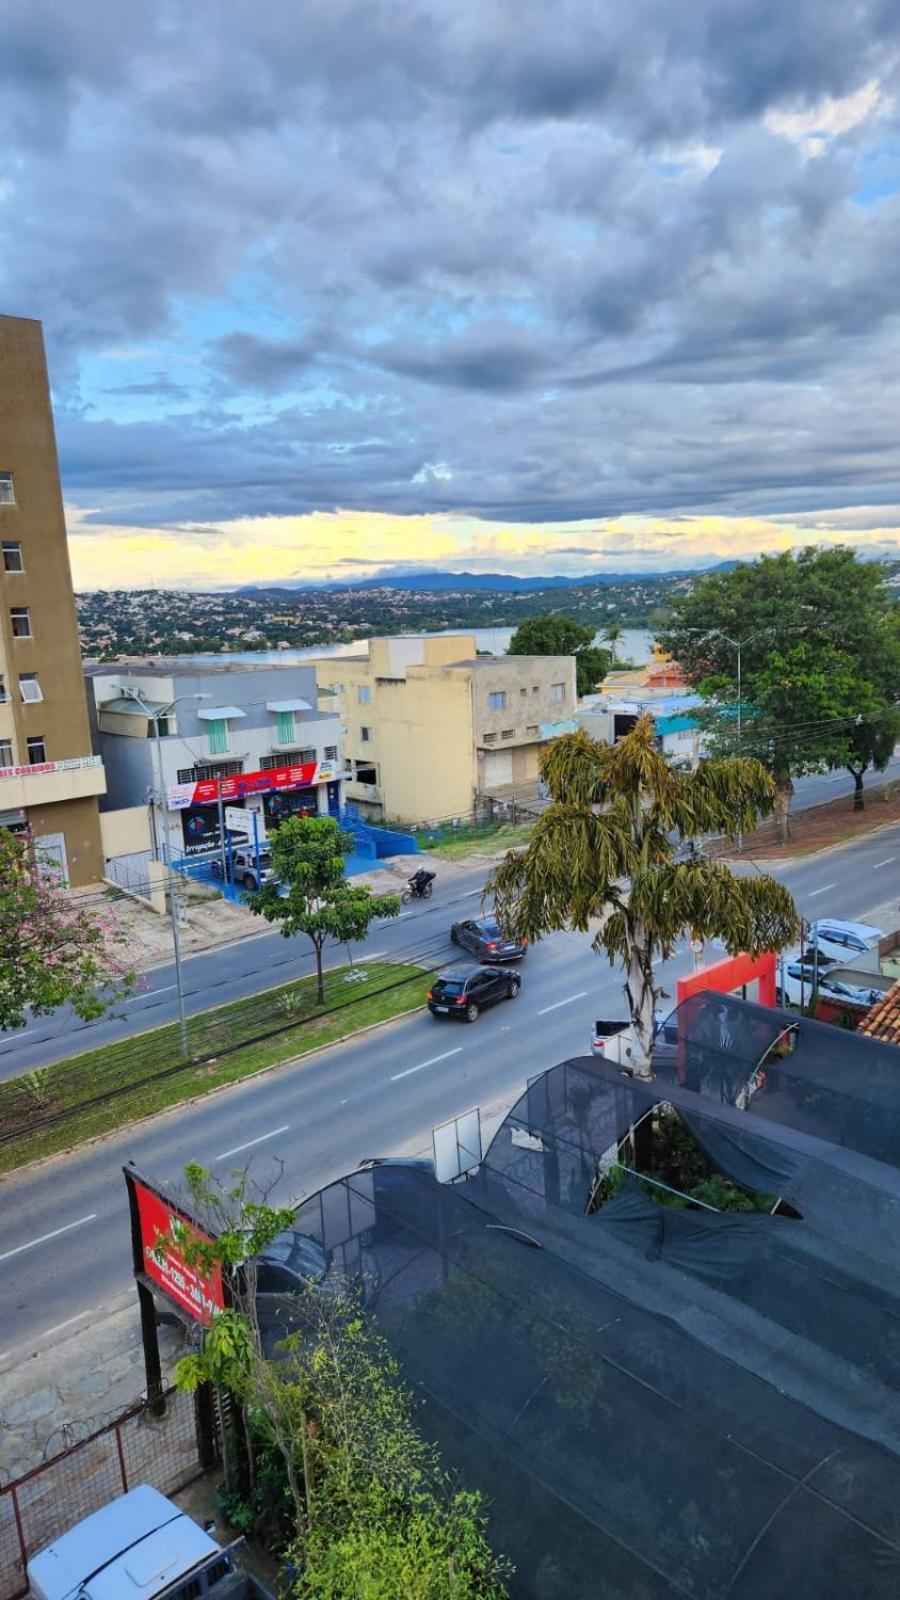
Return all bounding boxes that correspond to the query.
[507,613,611,697]
[0,829,136,1031]
[660,548,900,827]
[248,814,400,1001]
[489,717,798,1071]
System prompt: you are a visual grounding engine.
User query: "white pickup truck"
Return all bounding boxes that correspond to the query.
[27,1484,274,1600]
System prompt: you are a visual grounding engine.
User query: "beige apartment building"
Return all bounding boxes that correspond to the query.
[0,315,105,884]
[315,634,577,824]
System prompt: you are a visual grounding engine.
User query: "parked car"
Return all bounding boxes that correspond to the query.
[428,965,521,1021]
[806,919,883,959]
[775,954,840,1006]
[211,846,278,892]
[28,1484,274,1600]
[776,954,882,1009]
[450,915,527,962]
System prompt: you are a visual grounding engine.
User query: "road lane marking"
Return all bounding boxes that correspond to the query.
[215,1125,290,1161]
[391,1047,462,1081]
[807,884,835,898]
[872,858,896,869]
[538,991,589,1015]
[0,1214,97,1264]
[359,951,387,962]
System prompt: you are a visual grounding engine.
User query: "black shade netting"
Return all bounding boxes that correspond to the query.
[260,1157,900,1600]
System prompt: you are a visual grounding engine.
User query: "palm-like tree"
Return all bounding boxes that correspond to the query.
[602,622,623,664]
[489,716,798,1077]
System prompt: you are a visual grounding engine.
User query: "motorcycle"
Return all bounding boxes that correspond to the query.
[401,870,435,905]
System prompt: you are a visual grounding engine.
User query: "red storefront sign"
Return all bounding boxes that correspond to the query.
[134,1178,224,1324]
[167,760,319,811]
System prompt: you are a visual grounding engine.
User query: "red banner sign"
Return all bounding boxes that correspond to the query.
[167,760,320,810]
[134,1178,224,1324]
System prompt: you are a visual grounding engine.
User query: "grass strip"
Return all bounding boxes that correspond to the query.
[0,961,427,1176]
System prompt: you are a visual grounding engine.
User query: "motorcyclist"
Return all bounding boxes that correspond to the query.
[409,867,436,895]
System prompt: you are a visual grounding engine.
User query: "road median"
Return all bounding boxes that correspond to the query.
[0,961,429,1177]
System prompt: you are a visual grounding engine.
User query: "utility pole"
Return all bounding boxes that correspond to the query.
[120,687,210,1058]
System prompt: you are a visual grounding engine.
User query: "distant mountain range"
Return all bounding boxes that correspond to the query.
[234,562,739,598]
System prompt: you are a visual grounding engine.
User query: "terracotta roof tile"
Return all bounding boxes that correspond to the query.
[859,981,900,1045]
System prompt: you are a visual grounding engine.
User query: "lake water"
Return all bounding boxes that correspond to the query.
[184,625,655,669]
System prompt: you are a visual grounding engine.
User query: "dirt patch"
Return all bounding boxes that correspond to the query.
[69,884,257,973]
[708,779,900,863]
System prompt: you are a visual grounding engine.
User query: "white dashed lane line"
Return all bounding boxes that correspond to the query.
[215,1125,290,1162]
[0,1214,98,1264]
[391,1047,462,1082]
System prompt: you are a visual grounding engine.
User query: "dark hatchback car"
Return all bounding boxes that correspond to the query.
[428,965,521,1022]
[449,916,527,962]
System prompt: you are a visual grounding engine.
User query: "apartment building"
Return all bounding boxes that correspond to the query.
[85,659,343,860]
[314,634,577,824]
[0,316,105,884]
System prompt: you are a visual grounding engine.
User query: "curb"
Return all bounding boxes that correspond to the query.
[0,995,430,1184]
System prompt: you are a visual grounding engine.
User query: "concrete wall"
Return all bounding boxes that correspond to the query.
[377,667,476,822]
[471,655,576,744]
[100,805,151,858]
[28,795,105,884]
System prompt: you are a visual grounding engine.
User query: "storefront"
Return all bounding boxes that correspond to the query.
[166,760,340,857]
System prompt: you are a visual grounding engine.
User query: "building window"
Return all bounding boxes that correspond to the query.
[355,762,377,784]
[483,732,497,745]
[526,724,539,736]
[152,716,170,737]
[551,682,566,701]
[177,759,243,783]
[2,541,23,573]
[532,685,539,695]
[10,607,31,638]
[0,677,5,703]
[488,690,507,711]
[323,745,338,761]
[0,474,14,506]
[501,728,514,740]
[360,726,372,743]
[26,736,46,764]
[0,739,12,766]
[207,717,229,757]
[19,673,42,703]
[520,686,527,698]
[275,709,295,744]
[358,685,372,704]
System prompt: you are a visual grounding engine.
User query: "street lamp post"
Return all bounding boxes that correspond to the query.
[121,688,209,1058]
[683,625,792,852]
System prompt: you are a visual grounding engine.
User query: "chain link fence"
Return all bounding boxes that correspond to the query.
[0,1388,215,1600]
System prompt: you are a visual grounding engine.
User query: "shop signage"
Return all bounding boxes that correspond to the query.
[167,760,319,811]
[132,1174,224,1325]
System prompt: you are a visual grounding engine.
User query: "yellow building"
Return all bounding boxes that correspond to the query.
[0,316,105,883]
[314,635,577,824]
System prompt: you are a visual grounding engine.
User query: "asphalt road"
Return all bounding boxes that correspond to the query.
[1,821,898,1359]
[3,755,899,1080]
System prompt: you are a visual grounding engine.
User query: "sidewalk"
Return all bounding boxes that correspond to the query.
[82,848,504,974]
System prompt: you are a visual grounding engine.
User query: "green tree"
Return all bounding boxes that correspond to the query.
[601,622,623,664]
[660,548,900,835]
[489,717,798,1073]
[0,828,136,1031]
[507,613,611,697]
[248,815,400,1002]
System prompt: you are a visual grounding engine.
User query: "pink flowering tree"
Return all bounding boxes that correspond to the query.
[0,829,137,1031]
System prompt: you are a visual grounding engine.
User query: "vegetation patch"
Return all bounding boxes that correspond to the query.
[0,961,426,1175]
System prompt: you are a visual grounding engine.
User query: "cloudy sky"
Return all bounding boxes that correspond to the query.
[3,2,900,589]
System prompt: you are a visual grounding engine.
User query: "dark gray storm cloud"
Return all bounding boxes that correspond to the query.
[1,0,899,530]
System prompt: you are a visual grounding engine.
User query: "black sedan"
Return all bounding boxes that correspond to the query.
[449,916,527,962]
[428,965,521,1022]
